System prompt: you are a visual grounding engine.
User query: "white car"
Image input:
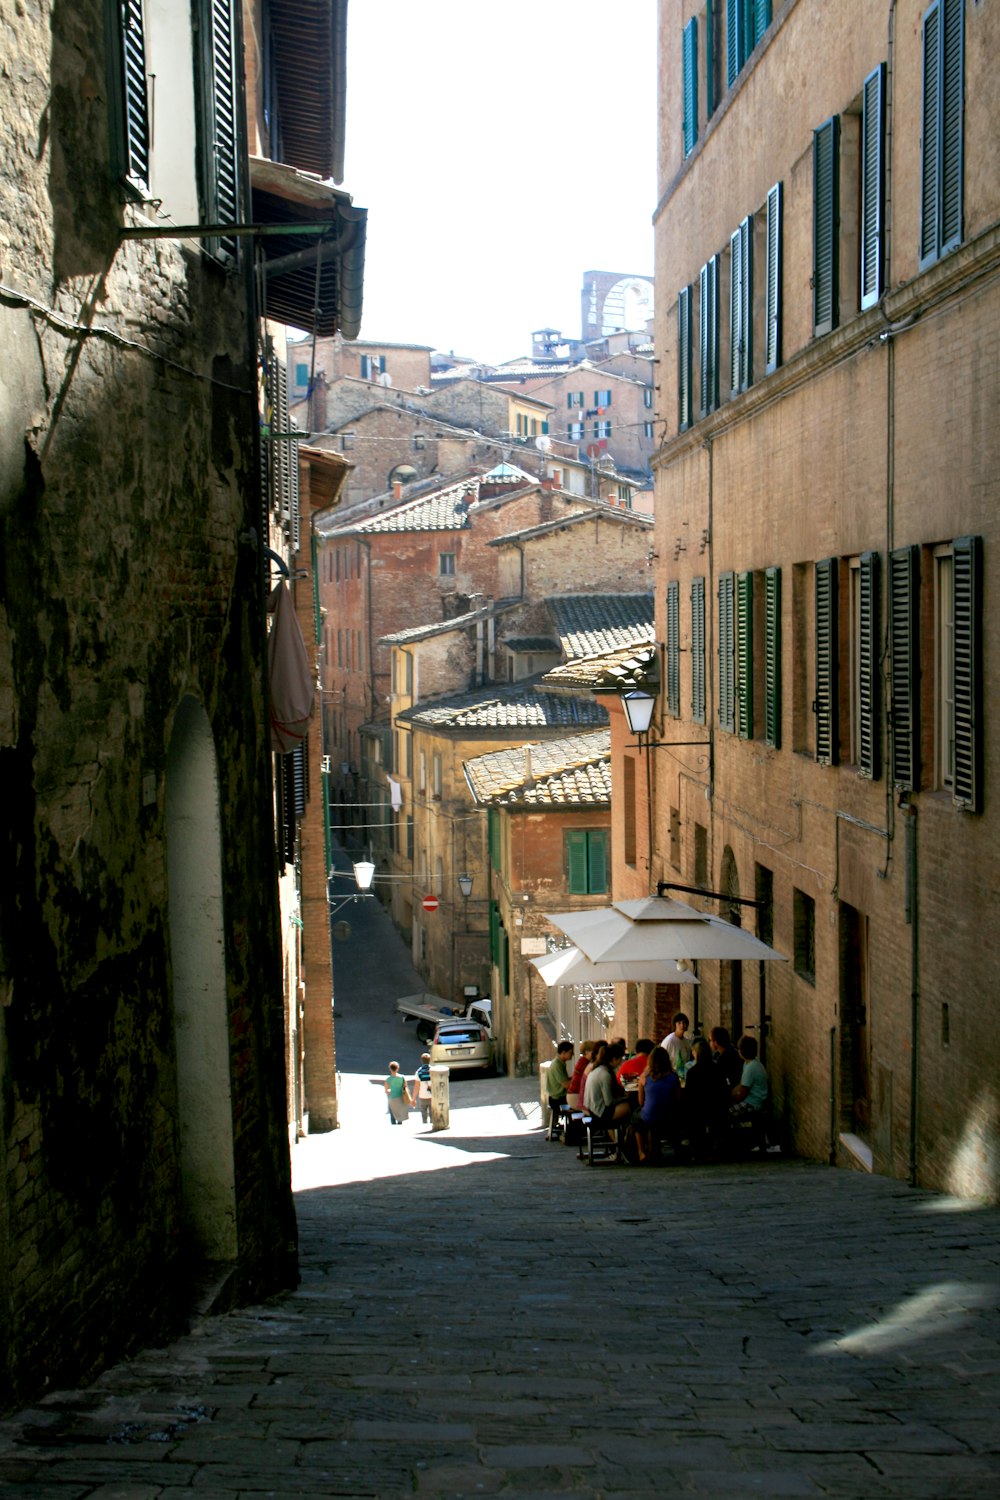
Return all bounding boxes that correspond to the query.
[430,1020,494,1075]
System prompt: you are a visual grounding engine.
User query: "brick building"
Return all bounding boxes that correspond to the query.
[644,0,999,1199]
[287,335,434,408]
[493,361,658,478]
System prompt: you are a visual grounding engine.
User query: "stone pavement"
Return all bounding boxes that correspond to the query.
[1,1081,999,1498]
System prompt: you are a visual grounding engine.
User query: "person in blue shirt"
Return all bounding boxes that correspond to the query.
[729,1034,768,1118]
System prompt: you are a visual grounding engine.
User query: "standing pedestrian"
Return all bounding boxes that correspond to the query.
[413,1053,433,1125]
[384,1061,412,1125]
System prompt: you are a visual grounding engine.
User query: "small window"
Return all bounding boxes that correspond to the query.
[341,431,355,451]
[643,387,654,409]
[666,581,680,716]
[594,389,612,408]
[567,422,584,440]
[643,421,655,439]
[813,117,841,336]
[439,552,455,577]
[432,753,442,797]
[678,285,693,432]
[691,577,706,724]
[699,256,720,417]
[623,758,637,866]
[413,433,426,451]
[593,420,612,439]
[295,362,309,386]
[793,888,816,984]
[693,822,708,887]
[565,829,609,895]
[919,0,964,268]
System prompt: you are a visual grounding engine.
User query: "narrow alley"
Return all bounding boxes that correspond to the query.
[1,884,998,1497]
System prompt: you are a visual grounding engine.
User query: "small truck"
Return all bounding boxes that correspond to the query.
[396,991,493,1044]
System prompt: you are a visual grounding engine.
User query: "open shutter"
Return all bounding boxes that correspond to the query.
[706,0,716,117]
[858,552,881,780]
[726,0,741,87]
[201,0,241,264]
[813,117,840,336]
[666,581,681,716]
[281,752,297,860]
[567,830,587,895]
[861,64,886,309]
[587,832,608,896]
[691,577,706,724]
[683,18,699,158]
[115,0,150,193]
[920,1,942,264]
[764,566,781,748]
[939,0,964,256]
[699,256,719,417]
[736,570,754,739]
[951,535,981,810]
[718,573,735,733]
[889,545,920,790]
[678,286,693,431]
[765,181,782,373]
[730,215,753,395]
[814,559,839,765]
[752,0,771,46]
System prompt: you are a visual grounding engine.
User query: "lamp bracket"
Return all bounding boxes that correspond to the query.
[626,739,712,751]
[657,880,765,910]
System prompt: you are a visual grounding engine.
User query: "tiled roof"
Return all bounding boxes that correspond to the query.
[543,641,659,692]
[489,507,652,548]
[379,601,520,647]
[397,679,608,734]
[503,637,561,653]
[464,731,611,806]
[336,475,480,535]
[548,594,655,659]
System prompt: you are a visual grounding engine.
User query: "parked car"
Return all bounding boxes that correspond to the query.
[430,1019,494,1075]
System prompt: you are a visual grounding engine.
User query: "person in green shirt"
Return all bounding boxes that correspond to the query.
[545,1041,575,1140]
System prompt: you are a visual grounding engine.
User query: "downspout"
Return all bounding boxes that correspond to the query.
[360,536,375,721]
[904,804,919,1186]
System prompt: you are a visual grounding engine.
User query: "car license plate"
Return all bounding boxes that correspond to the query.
[449,1048,472,1056]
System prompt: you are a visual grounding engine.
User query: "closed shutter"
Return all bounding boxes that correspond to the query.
[765,182,782,373]
[566,830,588,895]
[764,566,781,748]
[706,0,716,118]
[683,18,699,158]
[678,286,693,431]
[752,0,771,48]
[489,901,500,964]
[920,2,941,263]
[726,0,741,88]
[700,256,719,417]
[858,552,881,780]
[718,572,735,733]
[730,215,753,395]
[889,545,920,790]
[292,736,307,815]
[116,0,150,192]
[666,581,680,716]
[815,559,839,765]
[813,117,840,336]
[861,64,886,310]
[951,535,981,810]
[281,752,297,860]
[201,0,241,265]
[921,0,965,267]
[736,570,754,739]
[587,832,608,896]
[691,577,706,724]
[488,808,501,871]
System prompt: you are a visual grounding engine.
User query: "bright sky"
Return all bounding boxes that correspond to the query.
[343,0,657,364]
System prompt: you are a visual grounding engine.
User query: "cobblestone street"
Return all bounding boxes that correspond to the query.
[1,1080,998,1498]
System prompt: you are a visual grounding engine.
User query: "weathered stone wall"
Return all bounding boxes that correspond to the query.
[0,2,295,1407]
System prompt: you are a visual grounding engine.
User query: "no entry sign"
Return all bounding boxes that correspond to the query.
[422,894,439,912]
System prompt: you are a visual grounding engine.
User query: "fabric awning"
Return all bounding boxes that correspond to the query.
[531,947,700,988]
[549,896,788,965]
[250,157,366,338]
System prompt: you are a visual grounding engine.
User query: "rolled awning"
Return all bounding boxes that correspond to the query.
[250,156,367,338]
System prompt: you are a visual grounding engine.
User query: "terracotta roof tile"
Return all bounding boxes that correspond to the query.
[548,594,655,659]
[397,680,608,734]
[464,730,611,806]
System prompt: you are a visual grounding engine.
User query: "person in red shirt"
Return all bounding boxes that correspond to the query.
[617,1039,654,1093]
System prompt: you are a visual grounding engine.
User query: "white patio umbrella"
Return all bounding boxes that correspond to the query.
[530,946,700,988]
[549,895,787,965]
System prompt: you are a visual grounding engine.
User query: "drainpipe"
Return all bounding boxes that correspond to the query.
[903,803,919,1186]
[829,1026,838,1165]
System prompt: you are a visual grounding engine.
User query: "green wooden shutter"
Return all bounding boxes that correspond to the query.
[752,0,771,47]
[488,808,501,871]
[736,570,754,739]
[764,566,781,748]
[718,572,735,733]
[889,545,920,790]
[587,831,609,895]
[730,215,753,396]
[200,0,241,265]
[726,0,741,87]
[666,581,680,716]
[813,116,840,336]
[939,0,964,255]
[678,286,693,431]
[699,256,719,417]
[951,535,981,810]
[691,577,706,724]
[765,182,782,373]
[489,899,500,963]
[706,0,716,118]
[858,551,881,780]
[114,0,150,193]
[861,64,886,310]
[683,17,699,158]
[566,829,588,895]
[920,1,942,265]
[815,558,839,765]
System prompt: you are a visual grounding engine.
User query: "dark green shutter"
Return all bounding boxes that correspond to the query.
[706,0,716,117]
[920,1,942,264]
[587,831,608,895]
[861,64,886,309]
[567,830,588,894]
[489,900,500,963]
[683,18,699,158]
[730,215,753,395]
[114,0,150,192]
[666,581,680,716]
[200,0,241,265]
[921,0,964,266]
[765,181,782,373]
[764,566,781,748]
[699,256,719,417]
[691,577,706,724]
[737,570,754,739]
[813,116,840,336]
[889,545,920,790]
[719,572,735,733]
[752,0,771,47]
[488,808,501,871]
[678,286,692,431]
[858,551,881,780]
[951,535,981,811]
[815,558,839,765]
[726,0,741,87]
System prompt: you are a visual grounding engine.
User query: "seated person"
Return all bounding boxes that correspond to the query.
[709,1025,743,1091]
[583,1042,632,1135]
[545,1041,575,1136]
[633,1046,680,1161]
[660,1012,693,1081]
[566,1038,596,1108]
[682,1036,729,1149]
[617,1038,654,1092]
[729,1034,769,1119]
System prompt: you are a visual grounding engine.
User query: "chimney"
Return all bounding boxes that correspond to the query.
[523,744,534,786]
[310,370,328,434]
[393,480,403,500]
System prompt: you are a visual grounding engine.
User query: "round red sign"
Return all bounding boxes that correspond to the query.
[422,895,439,912]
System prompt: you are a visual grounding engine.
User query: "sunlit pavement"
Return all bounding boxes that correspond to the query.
[2,1072,999,1499]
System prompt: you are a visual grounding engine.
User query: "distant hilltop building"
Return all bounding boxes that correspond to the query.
[581,270,654,340]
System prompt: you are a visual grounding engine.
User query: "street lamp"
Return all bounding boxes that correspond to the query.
[621,687,657,738]
[328,858,377,917]
[457,872,473,899]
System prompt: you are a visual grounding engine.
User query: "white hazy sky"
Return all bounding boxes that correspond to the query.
[343,0,657,364]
